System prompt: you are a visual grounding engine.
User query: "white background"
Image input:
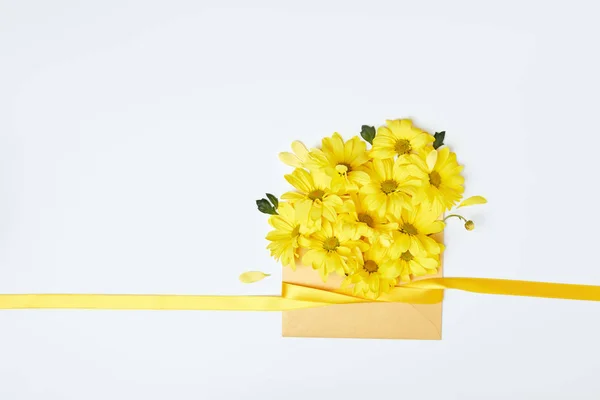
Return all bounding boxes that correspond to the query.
[1,1,600,399]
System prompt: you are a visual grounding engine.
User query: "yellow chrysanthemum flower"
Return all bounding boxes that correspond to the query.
[342,243,400,298]
[392,249,440,283]
[388,205,445,257]
[405,147,465,215]
[370,119,434,159]
[360,158,423,218]
[339,193,397,245]
[278,141,311,168]
[300,219,368,280]
[265,202,303,269]
[307,133,370,192]
[281,168,343,231]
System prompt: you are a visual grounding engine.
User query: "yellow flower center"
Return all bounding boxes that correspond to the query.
[380,179,398,194]
[291,225,301,238]
[400,251,414,262]
[335,163,351,175]
[400,223,418,235]
[394,139,412,155]
[322,236,340,252]
[429,171,442,188]
[308,189,325,201]
[357,213,374,228]
[363,260,379,274]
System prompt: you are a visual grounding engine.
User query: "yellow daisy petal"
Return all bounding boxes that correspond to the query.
[458,195,488,208]
[279,152,302,168]
[291,141,309,160]
[239,271,270,283]
[426,149,438,171]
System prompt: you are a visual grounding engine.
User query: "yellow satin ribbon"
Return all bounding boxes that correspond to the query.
[1,277,600,311]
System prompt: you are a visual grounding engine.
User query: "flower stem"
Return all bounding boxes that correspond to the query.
[443,214,467,223]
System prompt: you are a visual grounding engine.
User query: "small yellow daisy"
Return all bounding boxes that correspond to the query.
[388,205,445,257]
[339,193,397,245]
[360,158,423,218]
[392,249,440,283]
[307,133,370,192]
[370,119,434,159]
[300,219,368,280]
[281,168,343,231]
[405,147,465,215]
[342,243,400,298]
[265,202,304,269]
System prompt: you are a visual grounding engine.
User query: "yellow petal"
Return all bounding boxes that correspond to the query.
[369,275,380,293]
[360,184,380,195]
[416,256,439,271]
[278,152,301,168]
[458,195,488,208]
[330,132,345,159]
[426,149,438,171]
[280,191,304,202]
[284,170,312,193]
[336,246,352,256]
[239,271,271,283]
[265,231,288,241]
[322,204,336,221]
[369,148,396,160]
[291,141,309,160]
[392,233,411,255]
[348,170,370,185]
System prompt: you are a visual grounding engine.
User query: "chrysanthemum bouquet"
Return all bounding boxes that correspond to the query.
[251,119,486,298]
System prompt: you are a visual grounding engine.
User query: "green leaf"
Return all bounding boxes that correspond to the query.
[360,125,376,145]
[256,198,277,215]
[433,131,445,149]
[266,193,279,209]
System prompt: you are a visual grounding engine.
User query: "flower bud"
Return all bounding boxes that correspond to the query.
[464,220,475,231]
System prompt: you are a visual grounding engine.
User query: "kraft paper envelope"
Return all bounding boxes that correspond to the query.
[282,233,444,340]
